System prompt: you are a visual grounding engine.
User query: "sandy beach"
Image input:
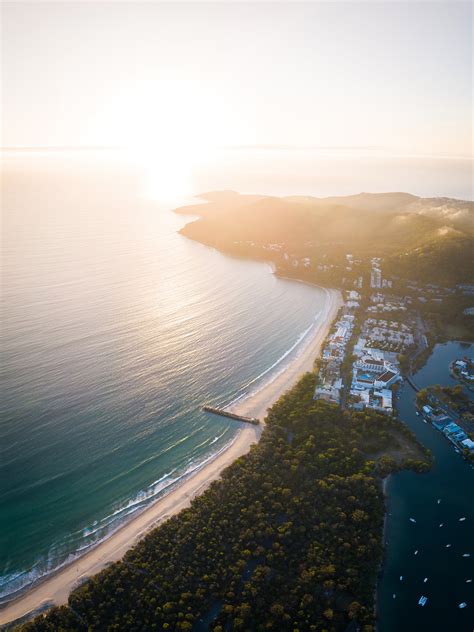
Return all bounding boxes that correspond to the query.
[0,286,342,627]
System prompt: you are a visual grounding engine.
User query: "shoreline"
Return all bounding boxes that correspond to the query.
[374,475,391,630]
[0,288,342,627]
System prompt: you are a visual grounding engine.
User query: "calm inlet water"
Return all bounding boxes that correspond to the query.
[378,342,474,631]
[0,154,328,601]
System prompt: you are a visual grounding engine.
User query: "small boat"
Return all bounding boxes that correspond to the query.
[439,523,444,527]
[446,544,452,548]
[409,518,416,523]
[437,499,441,504]
[414,550,419,555]
[466,579,472,583]
[458,602,467,609]
[459,517,466,521]
[400,576,403,581]
[393,593,396,599]
[462,553,471,557]
[416,411,420,416]
[423,577,428,583]
[418,596,428,606]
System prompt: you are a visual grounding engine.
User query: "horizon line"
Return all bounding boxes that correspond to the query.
[1,145,472,162]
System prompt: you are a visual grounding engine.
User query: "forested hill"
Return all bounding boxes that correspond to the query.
[175,191,474,285]
[20,375,429,632]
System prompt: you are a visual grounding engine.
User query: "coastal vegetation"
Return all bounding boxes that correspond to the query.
[413,294,474,344]
[176,192,474,287]
[417,385,474,416]
[20,374,430,632]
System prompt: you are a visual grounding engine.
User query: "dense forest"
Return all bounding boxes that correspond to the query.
[20,374,430,632]
[175,191,474,286]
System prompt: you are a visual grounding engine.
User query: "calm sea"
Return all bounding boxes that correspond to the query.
[378,341,474,631]
[0,153,328,601]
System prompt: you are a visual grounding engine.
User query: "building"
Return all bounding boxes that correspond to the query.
[354,355,387,373]
[371,388,393,412]
[374,369,400,389]
[348,290,361,300]
[443,422,468,447]
[334,325,348,342]
[370,268,382,288]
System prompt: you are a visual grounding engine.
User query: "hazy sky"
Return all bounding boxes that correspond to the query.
[2,2,472,157]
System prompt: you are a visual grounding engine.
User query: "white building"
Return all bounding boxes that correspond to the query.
[370,268,382,288]
[348,290,361,300]
[354,355,387,373]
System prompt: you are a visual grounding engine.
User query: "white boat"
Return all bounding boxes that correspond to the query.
[416,411,420,416]
[393,593,396,599]
[439,523,444,527]
[418,596,428,606]
[458,602,467,609]
[462,553,471,557]
[423,577,428,583]
[437,499,441,504]
[409,518,416,523]
[400,576,403,581]
[466,579,472,583]
[459,517,466,521]
[446,544,452,548]
[414,550,419,555]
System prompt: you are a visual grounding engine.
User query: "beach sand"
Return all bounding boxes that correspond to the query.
[0,287,342,627]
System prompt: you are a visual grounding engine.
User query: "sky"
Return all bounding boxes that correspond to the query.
[2,1,472,159]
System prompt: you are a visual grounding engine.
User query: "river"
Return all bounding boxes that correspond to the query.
[378,341,474,631]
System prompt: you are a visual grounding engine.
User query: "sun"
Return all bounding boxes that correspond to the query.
[116,79,222,203]
[135,145,194,203]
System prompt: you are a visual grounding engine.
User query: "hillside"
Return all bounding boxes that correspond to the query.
[387,230,474,286]
[176,192,474,285]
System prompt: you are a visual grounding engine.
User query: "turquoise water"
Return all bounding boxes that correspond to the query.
[378,341,474,631]
[0,154,328,601]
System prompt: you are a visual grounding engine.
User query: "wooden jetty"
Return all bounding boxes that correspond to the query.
[202,405,260,425]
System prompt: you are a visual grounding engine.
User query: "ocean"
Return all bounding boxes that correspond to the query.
[0,153,328,601]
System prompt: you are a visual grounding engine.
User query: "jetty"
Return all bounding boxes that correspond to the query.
[202,406,260,425]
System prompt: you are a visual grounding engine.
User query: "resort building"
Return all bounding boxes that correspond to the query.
[354,355,387,373]
[374,370,400,389]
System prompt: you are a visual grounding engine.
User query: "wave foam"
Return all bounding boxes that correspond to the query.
[224,308,323,410]
[0,435,236,603]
